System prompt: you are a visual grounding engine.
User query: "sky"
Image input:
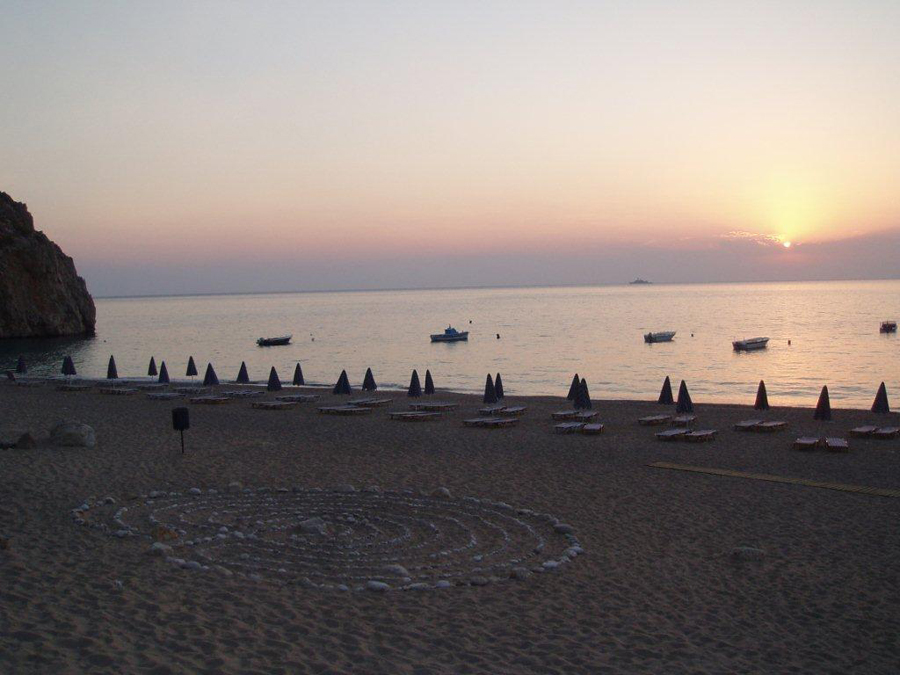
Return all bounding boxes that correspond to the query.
[1,1,898,296]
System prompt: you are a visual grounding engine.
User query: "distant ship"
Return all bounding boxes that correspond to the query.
[630,278,652,285]
[431,326,469,343]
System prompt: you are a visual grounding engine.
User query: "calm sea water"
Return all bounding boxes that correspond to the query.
[2,281,898,407]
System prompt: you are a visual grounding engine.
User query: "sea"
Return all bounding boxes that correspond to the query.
[2,280,898,408]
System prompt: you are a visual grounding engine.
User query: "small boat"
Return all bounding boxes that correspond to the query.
[644,331,676,343]
[430,326,469,343]
[880,321,897,334]
[257,335,292,346]
[732,337,769,351]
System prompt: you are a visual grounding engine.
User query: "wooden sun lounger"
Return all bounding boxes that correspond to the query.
[639,414,672,426]
[581,423,604,435]
[137,383,167,391]
[318,406,372,415]
[498,406,527,416]
[873,427,899,440]
[147,392,184,400]
[463,417,518,428]
[672,415,696,427]
[850,426,878,438]
[793,437,820,451]
[99,387,139,395]
[656,428,688,441]
[734,419,763,431]
[389,411,442,421]
[551,410,579,420]
[824,437,849,452]
[276,394,319,403]
[252,401,296,410]
[684,429,717,442]
[174,386,208,394]
[755,421,787,433]
[190,396,231,405]
[226,389,265,398]
[555,422,584,434]
[479,406,506,415]
[351,398,392,407]
[410,402,458,412]
[574,411,598,420]
[57,384,93,392]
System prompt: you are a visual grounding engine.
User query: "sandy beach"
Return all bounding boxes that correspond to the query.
[2,380,899,674]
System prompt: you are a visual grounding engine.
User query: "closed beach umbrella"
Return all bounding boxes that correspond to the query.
[408,369,422,397]
[657,376,674,405]
[62,355,76,376]
[483,374,498,404]
[148,357,158,377]
[567,373,580,401]
[203,363,219,386]
[293,363,305,386]
[754,380,769,411]
[107,355,118,380]
[333,370,351,395]
[362,367,376,391]
[268,366,282,391]
[15,356,26,374]
[814,385,831,421]
[158,361,170,384]
[575,378,592,410]
[495,373,505,399]
[872,382,890,414]
[235,362,250,384]
[676,380,693,413]
[186,356,198,378]
[424,369,435,395]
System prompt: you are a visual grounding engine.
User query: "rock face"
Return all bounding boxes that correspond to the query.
[0,191,96,338]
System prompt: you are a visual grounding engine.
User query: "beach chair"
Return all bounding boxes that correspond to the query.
[318,406,372,415]
[574,411,598,421]
[174,386,208,395]
[354,397,392,407]
[137,383,167,391]
[252,401,296,410]
[734,419,762,431]
[100,387,139,396]
[755,421,787,433]
[189,396,230,404]
[850,426,878,438]
[463,417,518,428]
[479,406,506,415]
[581,423,604,435]
[554,422,584,434]
[656,428,688,441]
[226,389,265,399]
[411,402,458,412]
[551,410,579,420]
[147,392,184,400]
[498,406,527,416]
[684,429,717,442]
[672,415,696,427]
[639,414,671,426]
[276,394,319,403]
[793,437,820,451]
[873,427,899,440]
[57,383,92,392]
[824,437,849,452]
[389,411,441,422]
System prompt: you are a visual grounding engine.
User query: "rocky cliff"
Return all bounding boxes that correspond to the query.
[0,192,96,338]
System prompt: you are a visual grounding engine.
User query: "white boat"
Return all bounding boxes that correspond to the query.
[644,331,676,343]
[430,326,469,343]
[257,334,292,346]
[733,337,769,351]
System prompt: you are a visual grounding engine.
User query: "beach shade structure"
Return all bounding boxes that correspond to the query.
[657,376,674,405]
[566,373,581,401]
[424,369,435,395]
[15,356,27,374]
[147,357,158,377]
[362,367,376,391]
[872,382,890,414]
[574,378,592,410]
[268,367,282,391]
[332,370,351,395]
[106,355,118,380]
[754,380,769,411]
[495,373,505,399]
[483,374,498,404]
[203,363,219,387]
[235,362,250,384]
[158,361,170,384]
[407,370,422,397]
[293,363,305,386]
[186,356,198,378]
[62,355,76,377]
[814,385,832,421]
[675,380,694,414]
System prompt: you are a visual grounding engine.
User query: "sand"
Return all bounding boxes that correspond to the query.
[2,380,900,674]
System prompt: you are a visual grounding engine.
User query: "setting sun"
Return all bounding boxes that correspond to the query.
[783,241,792,248]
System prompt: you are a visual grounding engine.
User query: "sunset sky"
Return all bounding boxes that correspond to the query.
[2,1,899,296]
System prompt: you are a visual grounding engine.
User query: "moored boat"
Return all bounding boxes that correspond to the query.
[644,331,676,343]
[257,335,292,346]
[733,337,769,351]
[880,321,897,333]
[430,326,468,343]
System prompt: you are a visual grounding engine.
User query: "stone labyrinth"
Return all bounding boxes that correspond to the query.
[74,486,583,591]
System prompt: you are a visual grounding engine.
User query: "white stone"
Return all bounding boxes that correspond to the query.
[189,488,202,495]
[115,529,130,538]
[435,580,453,589]
[470,576,489,586]
[384,564,409,577]
[542,561,559,570]
[297,517,327,535]
[407,583,429,591]
[367,580,390,592]
[147,542,172,557]
[510,567,531,581]
[554,523,575,535]
[334,484,356,493]
[50,422,96,448]
[431,487,451,498]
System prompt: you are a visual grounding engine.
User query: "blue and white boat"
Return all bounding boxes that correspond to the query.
[430,326,469,343]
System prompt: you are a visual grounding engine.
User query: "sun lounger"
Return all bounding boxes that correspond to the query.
[275,394,318,403]
[252,401,296,410]
[351,397,392,407]
[7,372,42,387]
[873,427,899,439]
[639,414,672,426]
[147,392,184,400]
[656,428,688,441]
[498,406,527,416]
[57,383,92,392]
[672,415,696,427]
[850,426,878,438]
[793,437,820,451]
[574,411,598,420]
[137,383,167,391]
[554,422,584,434]
[99,387,139,395]
[581,423,604,435]
[318,405,373,415]
[463,417,518,428]
[684,429,717,442]
[174,386,208,395]
[734,419,763,431]
[389,411,442,421]
[755,421,787,432]
[189,396,231,404]
[552,410,579,420]
[479,406,506,415]
[225,389,265,399]
[824,437,849,452]
[410,402,458,412]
